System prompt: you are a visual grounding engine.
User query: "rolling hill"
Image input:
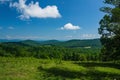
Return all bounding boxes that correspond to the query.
[20,39,101,48]
[0,39,101,48]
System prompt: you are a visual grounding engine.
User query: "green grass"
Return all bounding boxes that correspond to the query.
[0,57,120,80]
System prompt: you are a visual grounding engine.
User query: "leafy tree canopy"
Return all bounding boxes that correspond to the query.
[99,0,120,61]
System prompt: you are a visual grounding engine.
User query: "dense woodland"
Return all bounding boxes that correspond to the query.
[0,39,100,61]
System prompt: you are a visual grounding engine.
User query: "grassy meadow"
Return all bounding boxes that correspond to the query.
[0,57,120,80]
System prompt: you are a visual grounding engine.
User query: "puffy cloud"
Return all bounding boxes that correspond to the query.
[8,26,14,29]
[60,23,80,30]
[10,0,61,19]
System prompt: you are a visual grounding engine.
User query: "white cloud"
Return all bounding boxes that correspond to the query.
[60,23,80,30]
[81,34,97,39]
[10,0,61,20]
[8,26,14,29]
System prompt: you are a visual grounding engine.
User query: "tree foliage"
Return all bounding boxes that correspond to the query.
[99,0,120,61]
[0,42,100,61]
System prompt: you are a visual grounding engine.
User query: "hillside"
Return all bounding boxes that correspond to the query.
[19,39,101,48]
[0,39,101,61]
[20,40,41,46]
[57,39,101,48]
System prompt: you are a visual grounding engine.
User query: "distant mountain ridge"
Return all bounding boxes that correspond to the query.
[0,39,101,48]
[62,39,101,48]
[39,40,61,45]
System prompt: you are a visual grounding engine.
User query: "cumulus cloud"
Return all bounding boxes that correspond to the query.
[10,0,61,20]
[60,23,80,30]
[8,26,14,29]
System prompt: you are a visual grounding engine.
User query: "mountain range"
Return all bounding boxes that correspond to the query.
[0,39,101,48]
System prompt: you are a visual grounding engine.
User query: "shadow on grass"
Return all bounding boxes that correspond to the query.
[38,66,120,80]
[74,62,120,69]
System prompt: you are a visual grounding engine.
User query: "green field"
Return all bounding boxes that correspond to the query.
[0,57,120,80]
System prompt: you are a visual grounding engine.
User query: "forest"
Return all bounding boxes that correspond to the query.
[0,39,101,61]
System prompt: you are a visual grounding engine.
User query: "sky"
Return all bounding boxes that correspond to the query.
[0,0,105,40]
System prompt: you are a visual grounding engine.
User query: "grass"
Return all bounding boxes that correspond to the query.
[0,57,120,80]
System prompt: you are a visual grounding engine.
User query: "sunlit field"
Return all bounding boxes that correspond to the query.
[0,57,120,80]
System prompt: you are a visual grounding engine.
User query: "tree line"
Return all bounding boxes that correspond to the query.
[0,42,100,61]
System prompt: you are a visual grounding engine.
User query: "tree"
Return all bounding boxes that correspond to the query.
[99,0,120,61]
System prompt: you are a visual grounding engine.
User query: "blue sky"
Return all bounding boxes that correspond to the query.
[0,0,104,40]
